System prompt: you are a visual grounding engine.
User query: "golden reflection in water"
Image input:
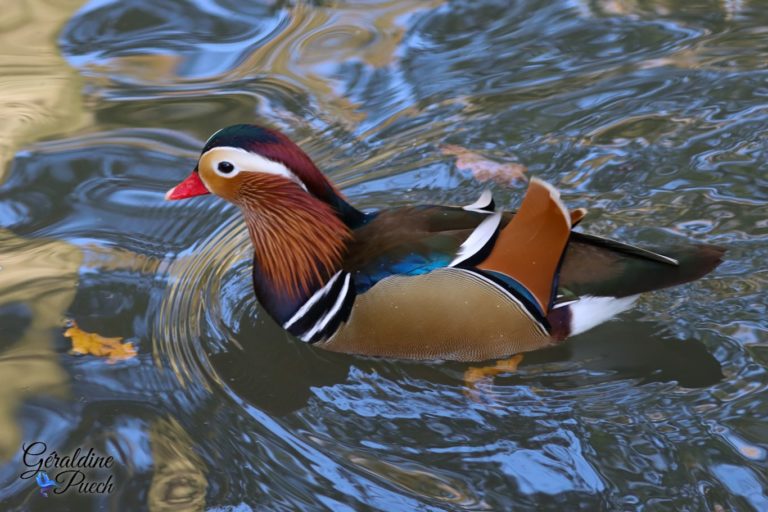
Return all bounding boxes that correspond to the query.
[148,417,207,512]
[82,243,162,275]
[235,0,444,126]
[91,54,183,87]
[567,1,765,73]
[0,234,167,461]
[577,0,749,17]
[0,230,80,460]
[93,0,444,130]
[346,453,487,508]
[0,0,90,182]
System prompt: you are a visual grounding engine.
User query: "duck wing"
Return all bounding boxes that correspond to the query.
[345,179,572,317]
[344,181,723,307]
[559,233,724,299]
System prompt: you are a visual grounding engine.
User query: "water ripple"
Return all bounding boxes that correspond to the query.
[2,0,768,509]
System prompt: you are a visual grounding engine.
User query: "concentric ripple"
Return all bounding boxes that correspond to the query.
[2,0,768,509]
[152,211,252,391]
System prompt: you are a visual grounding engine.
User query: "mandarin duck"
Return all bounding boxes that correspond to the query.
[166,124,724,362]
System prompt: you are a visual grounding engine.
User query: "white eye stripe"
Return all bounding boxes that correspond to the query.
[201,146,307,190]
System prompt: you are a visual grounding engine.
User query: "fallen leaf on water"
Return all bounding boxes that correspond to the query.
[64,320,136,363]
[442,144,527,185]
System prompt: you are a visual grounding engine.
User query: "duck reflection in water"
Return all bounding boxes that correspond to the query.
[212,311,722,415]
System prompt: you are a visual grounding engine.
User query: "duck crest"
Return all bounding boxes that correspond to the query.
[237,172,351,321]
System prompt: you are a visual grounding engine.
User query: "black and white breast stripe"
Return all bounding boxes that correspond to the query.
[283,271,356,343]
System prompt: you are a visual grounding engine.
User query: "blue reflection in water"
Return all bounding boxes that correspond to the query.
[0,0,767,510]
[711,464,768,511]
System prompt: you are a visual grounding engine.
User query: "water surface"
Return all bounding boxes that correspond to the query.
[1,0,767,510]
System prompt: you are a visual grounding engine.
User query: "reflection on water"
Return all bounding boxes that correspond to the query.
[148,417,207,512]
[0,0,89,180]
[0,231,76,460]
[1,0,768,510]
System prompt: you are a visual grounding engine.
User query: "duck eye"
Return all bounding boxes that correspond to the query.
[217,161,235,174]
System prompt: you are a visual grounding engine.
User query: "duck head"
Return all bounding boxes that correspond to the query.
[166,124,365,318]
[166,124,361,217]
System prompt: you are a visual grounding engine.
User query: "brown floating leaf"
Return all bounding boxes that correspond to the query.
[442,144,527,185]
[64,320,136,364]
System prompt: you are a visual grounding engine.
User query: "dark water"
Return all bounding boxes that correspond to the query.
[1,0,767,510]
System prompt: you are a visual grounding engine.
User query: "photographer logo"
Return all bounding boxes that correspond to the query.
[20,442,114,497]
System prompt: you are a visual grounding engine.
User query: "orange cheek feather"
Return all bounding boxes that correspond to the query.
[165,171,210,200]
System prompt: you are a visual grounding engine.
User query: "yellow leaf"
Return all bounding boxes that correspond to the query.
[63,320,136,364]
[442,144,527,185]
